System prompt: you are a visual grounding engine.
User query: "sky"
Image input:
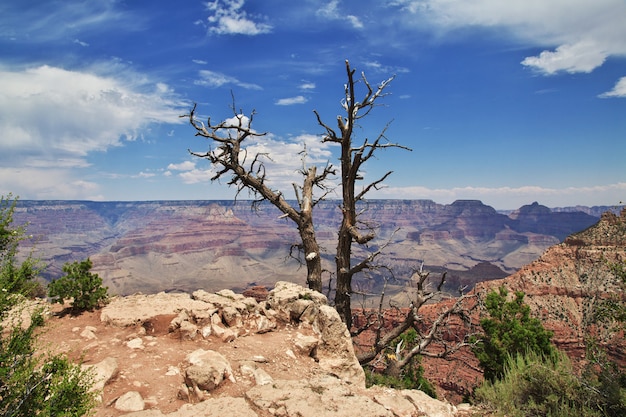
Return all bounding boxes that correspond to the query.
[0,0,625,210]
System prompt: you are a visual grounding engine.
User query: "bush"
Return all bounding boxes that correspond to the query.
[365,361,438,398]
[474,350,619,417]
[0,194,44,305]
[1,193,96,417]
[472,286,556,381]
[0,311,96,417]
[365,329,438,398]
[48,258,109,312]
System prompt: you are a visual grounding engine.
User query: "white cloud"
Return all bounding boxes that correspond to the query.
[316,1,340,19]
[0,2,135,44]
[0,64,186,200]
[206,0,272,35]
[0,65,184,162]
[275,96,308,106]
[346,15,363,29]
[316,1,364,29]
[363,61,410,75]
[391,0,626,75]
[521,41,608,75]
[167,160,215,184]
[195,69,262,90]
[599,76,626,98]
[0,167,103,200]
[372,182,626,209]
[167,161,196,171]
[300,82,316,90]
[179,168,216,184]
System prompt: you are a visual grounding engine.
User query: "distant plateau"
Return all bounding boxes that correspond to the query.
[14,199,609,297]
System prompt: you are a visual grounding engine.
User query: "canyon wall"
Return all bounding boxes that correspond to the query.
[14,199,601,296]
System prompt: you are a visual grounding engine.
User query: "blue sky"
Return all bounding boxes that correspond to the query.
[0,0,624,209]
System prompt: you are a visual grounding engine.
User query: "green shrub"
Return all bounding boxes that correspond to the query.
[472,287,556,381]
[0,311,96,417]
[365,361,437,398]
[365,329,438,398]
[0,194,44,306]
[1,193,96,417]
[475,350,616,417]
[48,258,109,312]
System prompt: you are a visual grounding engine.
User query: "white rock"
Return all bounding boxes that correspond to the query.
[115,391,145,412]
[126,337,144,349]
[184,349,235,393]
[165,366,180,376]
[80,328,98,340]
[82,357,118,401]
[294,333,319,357]
[240,362,274,386]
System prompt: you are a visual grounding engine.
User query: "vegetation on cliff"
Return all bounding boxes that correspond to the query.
[472,209,626,417]
[472,287,556,382]
[1,194,96,417]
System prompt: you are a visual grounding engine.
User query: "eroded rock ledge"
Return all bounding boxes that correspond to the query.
[88,281,467,417]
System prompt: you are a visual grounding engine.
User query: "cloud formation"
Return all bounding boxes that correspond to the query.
[374,182,626,210]
[176,133,336,194]
[599,76,626,98]
[206,0,272,35]
[275,96,307,106]
[392,0,626,76]
[316,0,364,29]
[0,64,185,199]
[195,69,262,90]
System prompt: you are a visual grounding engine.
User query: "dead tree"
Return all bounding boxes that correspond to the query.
[314,60,411,327]
[355,263,479,378]
[183,99,334,292]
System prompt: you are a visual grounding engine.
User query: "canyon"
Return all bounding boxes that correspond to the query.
[11,201,625,413]
[417,208,626,401]
[15,199,602,297]
[15,199,601,297]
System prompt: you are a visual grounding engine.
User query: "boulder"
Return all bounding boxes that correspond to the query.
[125,397,257,417]
[369,385,457,417]
[294,333,319,358]
[240,361,274,386]
[115,391,145,412]
[82,357,118,402]
[402,389,457,417]
[314,305,365,387]
[266,281,328,322]
[183,349,235,394]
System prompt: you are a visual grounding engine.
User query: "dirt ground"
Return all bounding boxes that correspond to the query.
[37,304,322,417]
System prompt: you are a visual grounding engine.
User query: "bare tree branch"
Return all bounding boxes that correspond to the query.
[183,99,331,292]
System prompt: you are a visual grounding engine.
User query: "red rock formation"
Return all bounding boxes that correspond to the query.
[356,209,626,403]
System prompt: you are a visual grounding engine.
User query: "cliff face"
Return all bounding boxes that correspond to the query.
[475,208,626,364]
[416,209,626,401]
[15,199,600,296]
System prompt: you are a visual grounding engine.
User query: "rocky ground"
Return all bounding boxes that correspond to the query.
[32,282,476,417]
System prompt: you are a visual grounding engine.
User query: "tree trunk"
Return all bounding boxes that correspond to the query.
[334,122,357,328]
[298,166,322,292]
[299,221,322,292]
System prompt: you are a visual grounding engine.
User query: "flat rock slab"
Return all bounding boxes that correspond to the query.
[101,293,211,327]
[245,376,394,417]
